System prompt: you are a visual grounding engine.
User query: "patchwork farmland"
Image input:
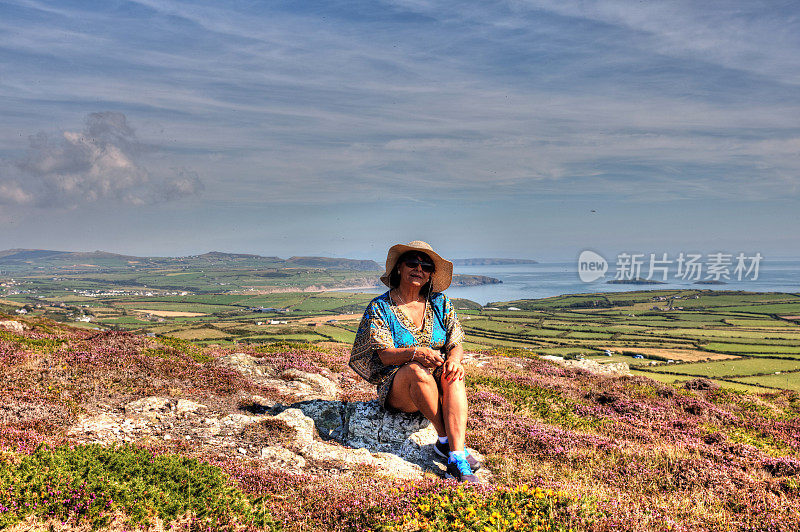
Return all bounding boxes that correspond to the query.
[4,281,800,392]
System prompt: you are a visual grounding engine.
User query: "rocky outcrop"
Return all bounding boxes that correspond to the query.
[216,353,342,401]
[0,320,26,333]
[288,399,445,477]
[67,358,491,482]
[562,359,631,376]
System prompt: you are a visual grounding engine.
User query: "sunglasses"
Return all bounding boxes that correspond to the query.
[402,259,435,273]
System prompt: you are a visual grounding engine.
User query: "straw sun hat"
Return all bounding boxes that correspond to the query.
[379,240,454,293]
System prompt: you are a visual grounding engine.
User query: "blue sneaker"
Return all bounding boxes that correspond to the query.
[445,455,479,483]
[434,441,481,472]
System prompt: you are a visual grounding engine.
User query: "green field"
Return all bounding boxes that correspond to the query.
[701,342,800,355]
[5,270,800,393]
[643,358,800,377]
[628,370,772,393]
[735,372,800,392]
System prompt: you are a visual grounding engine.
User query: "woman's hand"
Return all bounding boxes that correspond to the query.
[441,358,464,382]
[413,346,444,369]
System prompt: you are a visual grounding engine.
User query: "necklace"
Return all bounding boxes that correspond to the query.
[392,289,419,306]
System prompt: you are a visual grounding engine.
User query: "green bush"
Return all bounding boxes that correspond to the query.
[0,443,278,530]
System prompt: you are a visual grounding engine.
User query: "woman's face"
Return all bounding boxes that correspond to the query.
[397,253,434,290]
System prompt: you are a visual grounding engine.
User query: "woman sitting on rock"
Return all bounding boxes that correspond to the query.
[349,241,480,483]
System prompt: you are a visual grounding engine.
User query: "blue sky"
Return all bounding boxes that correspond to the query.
[1,0,798,262]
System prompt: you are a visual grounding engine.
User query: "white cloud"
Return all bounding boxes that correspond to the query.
[0,112,203,208]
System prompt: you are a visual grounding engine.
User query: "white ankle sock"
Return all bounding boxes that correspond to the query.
[449,450,466,462]
[438,436,448,444]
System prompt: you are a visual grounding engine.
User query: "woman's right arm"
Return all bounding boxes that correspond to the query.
[378,346,444,368]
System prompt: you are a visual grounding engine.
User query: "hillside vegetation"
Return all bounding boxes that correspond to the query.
[1,313,799,531]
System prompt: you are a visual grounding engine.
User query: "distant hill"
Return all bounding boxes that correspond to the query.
[0,249,91,261]
[286,256,381,271]
[196,251,275,260]
[0,249,381,273]
[453,258,538,266]
[451,274,502,286]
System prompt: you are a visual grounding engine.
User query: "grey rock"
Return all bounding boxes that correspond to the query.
[250,395,275,409]
[461,351,493,368]
[218,353,340,401]
[0,320,25,333]
[218,353,492,481]
[176,399,208,418]
[125,397,172,417]
[221,412,259,429]
[562,359,631,375]
[294,400,344,440]
[264,378,313,399]
[281,369,340,400]
[68,413,120,440]
[261,446,307,471]
[288,399,490,481]
[274,408,316,442]
[217,352,266,377]
[194,417,221,437]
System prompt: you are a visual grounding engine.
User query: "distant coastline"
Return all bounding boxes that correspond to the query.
[244,273,503,293]
[453,258,538,266]
[606,278,666,285]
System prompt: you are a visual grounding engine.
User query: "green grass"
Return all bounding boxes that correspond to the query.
[461,319,530,333]
[154,336,214,363]
[662,329,800,341]
[536,347,605,356]
[97,316,152,324]
[725,426,795,456]
[561,331,615,339]
[313,325,357,343]
[644,358,800,377]
[719,303,800,315]
[724,318,798,327]
[734,373,800,392]
[702,342,800,355]
[628,370,772,393]
[114,302,238,313]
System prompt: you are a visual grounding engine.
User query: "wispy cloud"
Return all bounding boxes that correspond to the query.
[519,0,800,85]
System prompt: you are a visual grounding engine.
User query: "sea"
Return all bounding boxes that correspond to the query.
[352,259,800,306]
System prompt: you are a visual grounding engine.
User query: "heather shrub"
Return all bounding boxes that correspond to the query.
[382,483,600,531]
[0,329,65,352]
[155,335,214,363]
[469,373,601,430]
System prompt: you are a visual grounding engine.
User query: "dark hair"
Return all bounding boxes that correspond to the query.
[389,250,434,293]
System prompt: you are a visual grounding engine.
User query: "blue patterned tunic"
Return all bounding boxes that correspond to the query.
[349,291,465,409]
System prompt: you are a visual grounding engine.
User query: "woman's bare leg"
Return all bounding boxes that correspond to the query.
[387,363,447,437]
[440,374,468,452]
